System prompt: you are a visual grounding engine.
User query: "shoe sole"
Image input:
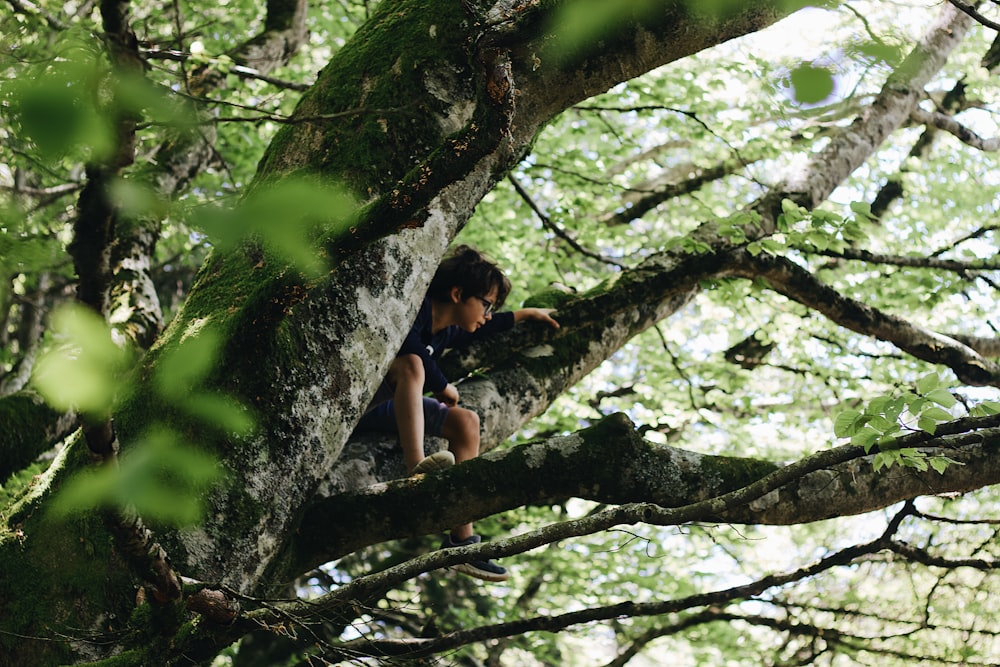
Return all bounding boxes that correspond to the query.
[411,451,455,475]
[451,563,510,582]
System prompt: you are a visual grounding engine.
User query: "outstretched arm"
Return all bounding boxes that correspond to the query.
[513,307,560,329]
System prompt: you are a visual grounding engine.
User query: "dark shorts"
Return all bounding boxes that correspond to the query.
[356,396,450,437]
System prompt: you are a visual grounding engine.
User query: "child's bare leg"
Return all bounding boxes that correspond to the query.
[387,354,426,474]
[442,406,480,541]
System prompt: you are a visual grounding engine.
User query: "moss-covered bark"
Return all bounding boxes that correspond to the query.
[0,392,75,481]
[292,416,1000,576]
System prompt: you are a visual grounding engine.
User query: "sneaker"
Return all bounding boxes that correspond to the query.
[441,534,510,582]
[410,451,455,476]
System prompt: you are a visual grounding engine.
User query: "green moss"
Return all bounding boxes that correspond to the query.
[522,285,578,310]
[0,514,135,664]
[79,650,144,667]
[260,0,479,192]
[0,391,64,481]
[698,454,781,487]
[1,458,49,514]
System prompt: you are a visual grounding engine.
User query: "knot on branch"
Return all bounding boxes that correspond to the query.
[186,588,240,625]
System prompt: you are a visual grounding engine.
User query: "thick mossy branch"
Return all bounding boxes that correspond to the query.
[257,0,484,189]
[288,414,1000,574]
[0,392,75,481]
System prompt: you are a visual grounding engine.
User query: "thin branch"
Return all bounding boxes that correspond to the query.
[577,103,765,185]
[910,107,1000,151]
[732,250,1000,386]
[5,0,67,29]
[322,505,916,661]
[947,0,1000,30]
[807,246,1000,272]
[507,175,626,268]
[600,153,766,227]
[250,419,1000,632]
[931,224,1000,258]
[890,536,1000,570]
[141,49,313,90]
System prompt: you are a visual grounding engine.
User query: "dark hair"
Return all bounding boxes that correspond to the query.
[427,245,511,308]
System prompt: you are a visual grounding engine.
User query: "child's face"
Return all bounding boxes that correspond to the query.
[456,286,498,332]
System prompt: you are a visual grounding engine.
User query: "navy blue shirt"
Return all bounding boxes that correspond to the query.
[398,297,515,393]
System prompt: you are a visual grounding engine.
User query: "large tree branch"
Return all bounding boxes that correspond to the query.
[947,0,1000,31]
[263,496,997,662]
[290,413,1000,574]
[514,2,803,127]
[909,106,1000,151]
[760,3,973,228]
[110,0,311,350]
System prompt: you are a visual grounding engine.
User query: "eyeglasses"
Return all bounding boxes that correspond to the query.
[473,296,495,316]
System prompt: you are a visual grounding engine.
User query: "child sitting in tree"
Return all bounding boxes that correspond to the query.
[356,245,559,581]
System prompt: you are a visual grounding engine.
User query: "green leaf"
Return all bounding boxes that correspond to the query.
[548,0,661,61]
[109,178,172,221]
[4,42,113,159]
[924,388,956,408]
[789,64,835,104]
[849,201,875,221]
[872,451,893,472]
[181,393,255,436]
[929,457,950,474]
[915,372,940,395]
[841,219,868,243]
[851,426,880,452]
[868,396,891,414]
[920,406,954,423]
[855,40,903,66]
[868,414,897,433]
[834,409,862,438]
[975,400,1000,416]
[780,198,806,221]
[153,324,223,401]
[193,177,356,277]
[51,428,222,526]
[917,415,938,434]
[31,304,133,416]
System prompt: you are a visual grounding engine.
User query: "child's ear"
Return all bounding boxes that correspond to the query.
[450,286,462,303]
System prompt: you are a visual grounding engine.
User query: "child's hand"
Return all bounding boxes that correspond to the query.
[515,307,560,329]
[436,383,459,407]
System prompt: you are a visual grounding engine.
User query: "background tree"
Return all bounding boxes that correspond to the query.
[1,0,999,665]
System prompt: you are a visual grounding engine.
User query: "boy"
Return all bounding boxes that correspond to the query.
[357,245,559,581]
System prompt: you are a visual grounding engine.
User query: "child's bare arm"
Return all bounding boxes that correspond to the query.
[514,307,560,329]
[435,383,460,406]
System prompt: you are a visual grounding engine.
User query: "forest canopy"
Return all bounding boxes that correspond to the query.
[1,0,999,665]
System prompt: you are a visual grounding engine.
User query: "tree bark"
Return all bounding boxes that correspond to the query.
[291,414,1000,574]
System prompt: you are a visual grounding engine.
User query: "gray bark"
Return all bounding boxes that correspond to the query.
[295,414,1000,572]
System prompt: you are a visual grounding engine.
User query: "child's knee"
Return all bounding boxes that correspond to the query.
[446,406,480,441]
[389,353,424,383]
